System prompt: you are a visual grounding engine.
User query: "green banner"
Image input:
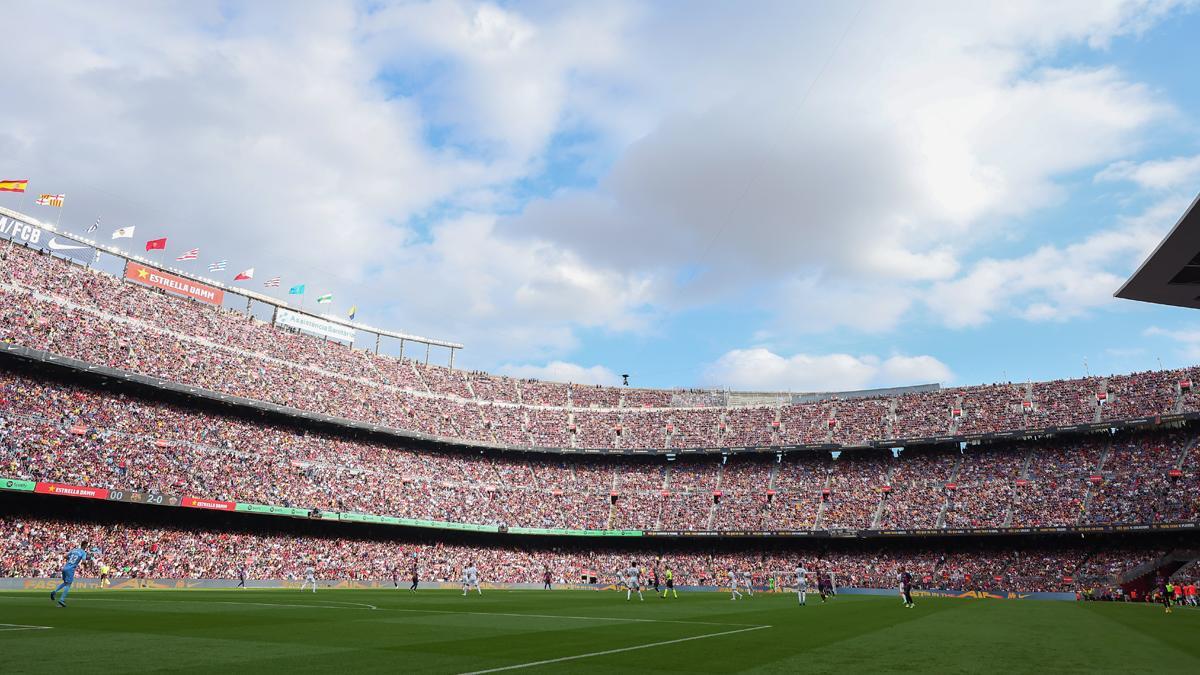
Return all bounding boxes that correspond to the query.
[234,503,310,517]
[0,477,36,492]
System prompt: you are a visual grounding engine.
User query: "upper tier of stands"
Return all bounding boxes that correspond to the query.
[1,244,1196,451]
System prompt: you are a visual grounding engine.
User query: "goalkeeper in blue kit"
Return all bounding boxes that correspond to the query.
[50,541,94,607]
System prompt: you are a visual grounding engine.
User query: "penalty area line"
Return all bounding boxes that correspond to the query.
[0,624,53,631]
[457,624,772,674]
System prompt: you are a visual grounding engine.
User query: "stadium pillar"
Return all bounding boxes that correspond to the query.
[424,342,430,366]
[449,347,455,370]
[246,297,252,315]
[375,333,380,355]
[399,339,405,361]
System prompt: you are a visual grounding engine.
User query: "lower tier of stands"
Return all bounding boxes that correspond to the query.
[2,492,1194,596]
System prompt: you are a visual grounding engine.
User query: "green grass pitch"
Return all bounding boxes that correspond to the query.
[2,588,1198,673]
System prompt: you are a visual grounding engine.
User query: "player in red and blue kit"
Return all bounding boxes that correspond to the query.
[50,541,92,608]
[900,569,914,608]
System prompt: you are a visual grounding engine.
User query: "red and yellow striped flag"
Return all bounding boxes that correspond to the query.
[0,179,29,193]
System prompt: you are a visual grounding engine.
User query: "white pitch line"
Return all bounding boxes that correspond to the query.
[0,624,53,631]
[457,624,772,674]
[69,597,754,627]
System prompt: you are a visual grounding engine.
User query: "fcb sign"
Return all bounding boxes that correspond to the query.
[0,214,45,245]
[124,261,225,306]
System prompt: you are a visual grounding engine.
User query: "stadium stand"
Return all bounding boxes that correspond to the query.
[1,244,1196,456]
[2,364,1198,534]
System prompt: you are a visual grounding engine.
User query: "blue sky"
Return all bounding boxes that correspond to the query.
[4,1,1200,392]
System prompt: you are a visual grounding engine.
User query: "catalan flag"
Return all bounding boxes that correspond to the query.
[35,193,65,207]
[0,179,29,193]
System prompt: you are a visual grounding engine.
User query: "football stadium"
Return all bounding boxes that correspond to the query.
[4,2,1200,673]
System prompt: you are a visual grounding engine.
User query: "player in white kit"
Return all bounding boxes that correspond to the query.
[727,569,743,600]
[299,566,317,593]
[796,565,808,606]
[742,571,755,597]
[623,562,644,601]
[463,563,482,596]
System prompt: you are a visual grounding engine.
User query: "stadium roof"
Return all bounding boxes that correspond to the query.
[1115,191,1200,309]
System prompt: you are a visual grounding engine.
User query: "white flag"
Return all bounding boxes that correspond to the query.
[112,226,136,239]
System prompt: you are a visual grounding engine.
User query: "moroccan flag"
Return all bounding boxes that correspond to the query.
[0,179,29,193]
[316,293,333,304]
[145,238,167,251]
[234,268,254,281]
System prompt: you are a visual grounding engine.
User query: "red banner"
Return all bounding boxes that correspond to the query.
[35,482,109,499]
[182,496,236,511]
[124,262,224,306]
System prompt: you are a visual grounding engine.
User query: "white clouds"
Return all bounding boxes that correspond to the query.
[369,213,659,361]
[1144,325,1200,360]
[926,214,1168,327]
[926,192,1191,327]
[501,1,1179,329]
[702,348,953,392]
[497,360,620,386]
[0,0,1193,383]
[1096,154,1200,191]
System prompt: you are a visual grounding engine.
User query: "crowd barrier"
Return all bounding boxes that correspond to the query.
[0,578,1075,599]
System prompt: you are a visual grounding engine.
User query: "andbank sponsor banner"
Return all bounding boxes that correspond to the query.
[124,261,225,305]
[275,307,355,344]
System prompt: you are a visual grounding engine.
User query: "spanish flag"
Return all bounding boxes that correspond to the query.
[0,179,29,193]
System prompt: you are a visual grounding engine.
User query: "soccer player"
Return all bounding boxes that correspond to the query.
[651,567,660,594]
[464,563,482,596]
[796,565,808,606]
[410,562,419,593]
[899,568,914,608]
[50,541,92,608]
[743,570,755,597]
[237,565,248,589]
[624,562,644,601]
[1162,580,1173,614]
[300,565,317,593]
[100,562,111,588]
[662,566,678,598]
[727,569,743,600]
[543,567,552,591]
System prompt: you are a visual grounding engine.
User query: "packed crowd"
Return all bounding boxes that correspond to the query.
[2,367,1199,533]
[1,246,1197,452]
[1,515,1178,594]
